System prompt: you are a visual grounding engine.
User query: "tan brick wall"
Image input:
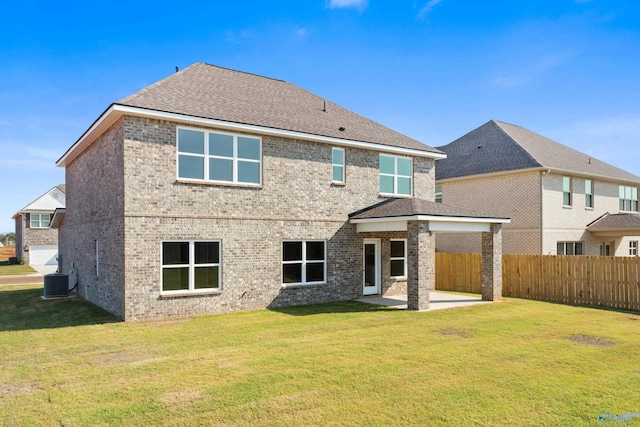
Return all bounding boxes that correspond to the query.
[61,115,437,320]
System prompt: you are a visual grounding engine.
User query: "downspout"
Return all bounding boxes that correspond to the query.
[540,170,546,254]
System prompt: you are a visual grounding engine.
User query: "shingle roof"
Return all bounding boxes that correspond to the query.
[587,213,640,231]
[435,120,640,183]
[116,62,442,155]
[349,198,509,220]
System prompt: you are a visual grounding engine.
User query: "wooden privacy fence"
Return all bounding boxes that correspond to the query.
[435,252,640,311]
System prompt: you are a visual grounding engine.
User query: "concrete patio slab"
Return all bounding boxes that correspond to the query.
[356,291,490,311]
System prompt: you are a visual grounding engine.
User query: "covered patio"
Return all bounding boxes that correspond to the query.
[349,198,510,311]
[357,291,490,311]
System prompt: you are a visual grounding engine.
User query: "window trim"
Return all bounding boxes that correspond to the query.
[390,239,407,279]
[29,213,51,229]
[282,240,327,286]
[557,241,583,256]
[435,185,443,203]
[585,179,593,209]
[161,240,222,294]
[619,185,639,212]
[562,176,572,207]
[379,154,413,197]
[331,147,345,184]
[176,127,262,186]
[630,241,638,256]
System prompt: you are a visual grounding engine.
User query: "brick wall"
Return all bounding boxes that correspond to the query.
[14,213,59,265]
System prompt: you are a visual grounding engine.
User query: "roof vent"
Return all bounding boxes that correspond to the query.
[339,127,346,132]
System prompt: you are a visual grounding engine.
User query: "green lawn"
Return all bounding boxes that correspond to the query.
[1,284,639,426]
[0,260,37,275]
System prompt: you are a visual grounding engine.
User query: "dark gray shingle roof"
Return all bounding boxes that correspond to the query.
[436,120,640,183]
[349,198,509,220]
[116,63,442,155]
[587,213,640,231]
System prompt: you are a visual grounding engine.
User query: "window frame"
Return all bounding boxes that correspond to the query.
[435,185,443,203]
[29,213,51,229]
[282,240,327,286]
[557,241,583,256]
[390,239,407,279]
[176,127,262,186]
[562,176,572,207]
[161,240,222,294]
[331,147,345,184]
[630,241,638,256]
[619,185,639,212]
[379,154,413,196]
[585,179,593,208]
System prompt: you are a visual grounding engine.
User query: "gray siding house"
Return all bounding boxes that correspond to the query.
[435,120,640,256]
[55,63,507,321]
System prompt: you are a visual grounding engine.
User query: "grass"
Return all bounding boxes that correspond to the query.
[0,246,37,275]
[1,285,639,426]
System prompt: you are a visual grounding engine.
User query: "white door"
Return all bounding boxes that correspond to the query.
[29,245,58,265]
[363,239,381,295]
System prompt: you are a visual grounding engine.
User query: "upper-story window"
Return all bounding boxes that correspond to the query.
[435,185,443,203]
[379,154,412,196]
[562,176,572,207]
[332,147,345,184]
[30,213,50,228]
[585,179,593,208]
[619,185,638,212]
[177,128,261,185]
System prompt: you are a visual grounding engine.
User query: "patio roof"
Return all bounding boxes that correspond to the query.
[587,212,640,237]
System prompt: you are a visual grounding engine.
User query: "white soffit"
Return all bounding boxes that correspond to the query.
[356,221,407,233]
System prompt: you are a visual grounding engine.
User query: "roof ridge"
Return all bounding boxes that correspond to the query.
[199,62,286,83]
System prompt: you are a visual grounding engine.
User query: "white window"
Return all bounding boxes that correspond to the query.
[379,154,412,196]
[282,240,326,285]
[585,179,593,208]
[619,186,638,212]
[162,241,221,293]
[435,185,443,203]
[630,241,638,256]
[332,147,345,184]
[557,241,583,256]
[30,213,50,228]
[390,239,407,278]
[177,128,261,185]
[562,176,572,207]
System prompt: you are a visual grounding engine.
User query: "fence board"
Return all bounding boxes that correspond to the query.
[435,252,640,312]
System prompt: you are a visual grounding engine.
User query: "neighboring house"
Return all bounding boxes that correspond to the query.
[54,63,508,321]
[435,120,640,256]
[12,185,66,265]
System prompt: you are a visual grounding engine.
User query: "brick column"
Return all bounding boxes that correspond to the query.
[481,223,502,301]
[407,221,434,310]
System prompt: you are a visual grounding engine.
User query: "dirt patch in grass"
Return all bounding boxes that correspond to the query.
[0,384,42,397]
[161,389,207,406]
[438,328,470,338]
[567,334,617,347]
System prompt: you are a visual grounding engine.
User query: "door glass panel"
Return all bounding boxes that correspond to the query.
[364,243,376,288]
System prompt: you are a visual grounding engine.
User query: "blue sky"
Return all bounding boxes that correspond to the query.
[2,0,640,232]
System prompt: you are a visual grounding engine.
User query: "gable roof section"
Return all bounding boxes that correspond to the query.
[436,120,640,184]
[58,63,443,166]
[587,212,640,231]
[12,185,66,218]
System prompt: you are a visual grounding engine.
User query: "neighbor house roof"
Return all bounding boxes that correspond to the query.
[587,213,640,232]
[58,63,444,167]
[435,120,640,184]
[12,185,66,219]
[349,198,510,222]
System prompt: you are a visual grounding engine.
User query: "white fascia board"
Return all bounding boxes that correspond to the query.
[57,104,446,167]
[350,215,510,224]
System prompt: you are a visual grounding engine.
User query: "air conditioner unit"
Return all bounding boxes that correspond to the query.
[43,274,69,298]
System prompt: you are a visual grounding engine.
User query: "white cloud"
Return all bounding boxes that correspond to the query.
[326,0,368,10]
[417,0,442,19]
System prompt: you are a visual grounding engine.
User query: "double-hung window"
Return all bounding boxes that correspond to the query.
[282,240,326,285]
[379,154,412,196]
[177,128,261,185]
[30,213,50,228]
[162,241,221,293]
[585,179,593,208]
[630,241,638,256]
[332,147,345,184]
[435,185,443,203]
[390,239,407,278]
[557,241,583,256]
[619,186,639,212]
[562,176,572,207]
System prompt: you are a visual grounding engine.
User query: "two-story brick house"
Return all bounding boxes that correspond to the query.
[54,63,508,320]
[435,120,640,256]
[12,185,65,265]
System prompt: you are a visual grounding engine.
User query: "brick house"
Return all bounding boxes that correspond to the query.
[54,63,508,321]
[435,120,640,256]
[12,185,65,265]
